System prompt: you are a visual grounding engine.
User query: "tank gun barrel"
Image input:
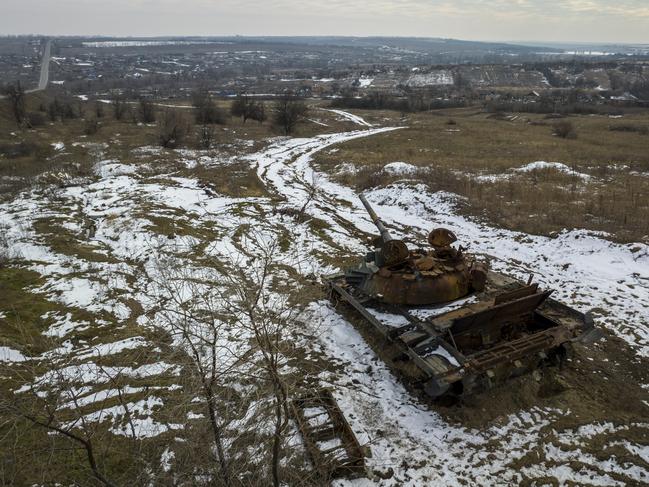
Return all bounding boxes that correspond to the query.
[359,194,393,243]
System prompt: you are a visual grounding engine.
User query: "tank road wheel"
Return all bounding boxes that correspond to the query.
[423,377,450,399]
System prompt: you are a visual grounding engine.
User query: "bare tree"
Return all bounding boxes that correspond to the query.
[553,120,577,139]
[158,109,192,148]
[214,231,310,486]
[272,92,308,135]
[149,255,255,487]
[112,95,127,121]
[1,353,123,486]
[253,101,267,124]
[138,98,156,123]
[231,93,267,124]
[198,123,216,149]
[297,172,320,222]
[3,81,27,126]
[83,117,100,135]
[192,89,226,125]
[0,329,174,486]
[95,101,105,118]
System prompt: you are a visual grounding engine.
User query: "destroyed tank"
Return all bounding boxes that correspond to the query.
[327,195,599,400]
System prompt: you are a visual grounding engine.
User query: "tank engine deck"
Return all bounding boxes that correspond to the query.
[327,271,599,399]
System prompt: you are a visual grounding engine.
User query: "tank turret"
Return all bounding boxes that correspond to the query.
[344,194,487,306]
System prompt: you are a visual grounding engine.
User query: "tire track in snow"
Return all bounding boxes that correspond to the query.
[324,109,374,127]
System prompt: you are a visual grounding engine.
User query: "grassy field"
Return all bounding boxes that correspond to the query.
[2,94,648,243]
[314,107,649,243]
[0,95,357,200]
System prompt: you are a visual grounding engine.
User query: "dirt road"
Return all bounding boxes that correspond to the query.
[31,39,52,92]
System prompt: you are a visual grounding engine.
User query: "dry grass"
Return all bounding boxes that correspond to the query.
[0,96,352,200]
[4,95,648,242]
[313,108,649,243]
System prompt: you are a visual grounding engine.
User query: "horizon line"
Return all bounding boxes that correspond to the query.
[1,33,648,46]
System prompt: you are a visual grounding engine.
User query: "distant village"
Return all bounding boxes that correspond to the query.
[2,37,648,111]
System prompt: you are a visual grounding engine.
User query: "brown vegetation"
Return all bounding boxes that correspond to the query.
[552,120,577,139]
[192,89,227,125]
[231,93,267,124]
[138,98,156,123]
[314,108,649,243]
[158,109,192,148]
[3,81,26,126]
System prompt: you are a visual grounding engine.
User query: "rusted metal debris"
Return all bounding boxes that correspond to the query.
[326,195,601,400]
[291,388,366,480]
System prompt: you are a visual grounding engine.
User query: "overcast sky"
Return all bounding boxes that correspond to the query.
[2,0,648,44]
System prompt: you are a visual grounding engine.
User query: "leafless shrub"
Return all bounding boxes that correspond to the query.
[0,343,147,486]
[214,231,308,487]
[273,92,308,135]
[192,90,227,125]
[112,96,127,121]
[26,111,47,127]
[198,124,215,149]
[297,173,320,222]
[231,93,267,124]
[0,141,41,159]
[0,224,14,266]
[158,109,192,148]
[3,81,26,126]
[138,98,156,123]
[609,124,648,135]
[47,98,79,122]
[552,120,577,139]
[150,259,245,486]
[148,227,312,485]
[95,102,105,118]
[84,118,100,135]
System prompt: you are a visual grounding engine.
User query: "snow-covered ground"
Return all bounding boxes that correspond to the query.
[515,161,593,180]
[405,70,454,87]
[1,110,648,485]
[474,159,597,183]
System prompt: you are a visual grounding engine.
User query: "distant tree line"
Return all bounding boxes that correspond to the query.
[2,82,311,149]
[331,90,467,112]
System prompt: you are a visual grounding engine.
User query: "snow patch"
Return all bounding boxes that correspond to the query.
[0,346,27,362]
[515,161,592,180]
[383,161,418,175]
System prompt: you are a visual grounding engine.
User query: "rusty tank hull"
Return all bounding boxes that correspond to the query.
[346,262,472,306]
